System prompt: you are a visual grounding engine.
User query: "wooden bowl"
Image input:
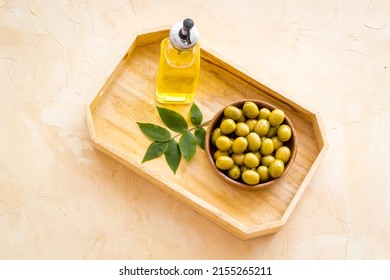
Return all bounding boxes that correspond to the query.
[205,99,297,190]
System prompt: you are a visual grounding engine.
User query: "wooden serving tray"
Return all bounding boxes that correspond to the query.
[85,27,327,240]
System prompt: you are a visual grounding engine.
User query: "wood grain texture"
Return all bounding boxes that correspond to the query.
[86,28,327,240]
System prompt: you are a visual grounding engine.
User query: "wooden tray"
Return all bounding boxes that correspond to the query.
[85,27,327,240]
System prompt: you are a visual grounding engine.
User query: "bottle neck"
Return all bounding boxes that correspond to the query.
[164,39,199,67]
[168,39,196,55]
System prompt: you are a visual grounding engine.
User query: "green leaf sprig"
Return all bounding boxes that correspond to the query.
[137,103,209,174]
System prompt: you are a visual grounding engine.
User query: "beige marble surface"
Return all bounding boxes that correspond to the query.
[1,0,390,259]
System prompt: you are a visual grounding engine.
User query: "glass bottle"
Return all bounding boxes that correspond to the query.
[156,18,200,104]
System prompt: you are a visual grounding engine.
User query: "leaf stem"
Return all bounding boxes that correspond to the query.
[171,119,211,139]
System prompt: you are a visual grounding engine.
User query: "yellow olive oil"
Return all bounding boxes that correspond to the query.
[156,18,200,104]
[156,38,200,103]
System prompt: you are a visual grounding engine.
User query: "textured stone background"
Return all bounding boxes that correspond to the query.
[1,0,389,259]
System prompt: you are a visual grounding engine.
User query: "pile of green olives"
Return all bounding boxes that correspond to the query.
[211,101,293,186]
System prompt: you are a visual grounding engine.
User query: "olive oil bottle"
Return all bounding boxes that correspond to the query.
[156,18,200,104]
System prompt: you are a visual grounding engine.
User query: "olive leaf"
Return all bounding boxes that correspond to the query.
[157,106,188,133]
[189,103,203,126]
[164,139,181,174]
[137,122,171,141]
[195,127,206,150]
[179,130,197,162]
[138,103,209,174]
[142,141,168,163]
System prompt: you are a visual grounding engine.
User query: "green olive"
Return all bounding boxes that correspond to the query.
[254,151,262,162]
[242,170,260,185]
[260,138,274,155]
[216,156,234,170]
[236,109,246,123]
[245,119,257,132]
[277,124,292,142]
[246,132,261,152]
[235,122,250,137]
[275,146,291,163]
[269,109,285,127]
[215,135,231,151]
[213,150,229,161]
[227,165,241,180]
[261,154,275,167]
[231,136,248,154]
[265,125,279,138]
[240,165,254,173]
[211,128,223,145]
[256,165,270,183]
[226,138,234,154]
[231,153,245,166]
[258,108,271,120]
[242,101,259,119]
[269,159,285,178]
[224,105,242,121]
[243,152,260,168]
[271,136,283,151]
[220,118,237,134]
[254,119,270,137]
